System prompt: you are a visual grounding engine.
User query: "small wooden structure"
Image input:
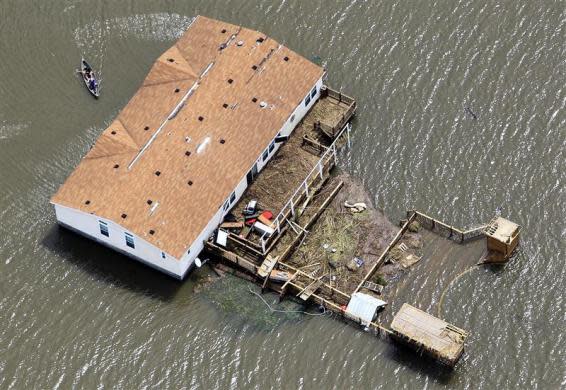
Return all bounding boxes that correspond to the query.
[483,217,520,263]
[390,303,468,367]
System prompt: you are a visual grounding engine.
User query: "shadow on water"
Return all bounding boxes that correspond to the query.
[41,224,185,301]
[382,339,457,385]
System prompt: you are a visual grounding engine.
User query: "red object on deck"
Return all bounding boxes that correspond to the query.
[261,210,273,220]
[245,218,257,226]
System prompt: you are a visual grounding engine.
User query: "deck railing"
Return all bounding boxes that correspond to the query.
[408,210,486,243]
[317,88,357,139]
[258,122,352,253]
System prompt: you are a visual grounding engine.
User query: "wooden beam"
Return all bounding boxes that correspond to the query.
[305,181,344,231]
[205,242,259,274]
[228,232,263,251]
[354,212,417,293]
[278,262,351,300]
[278,181,343,263]
[260,255,278,291]
[280,271,298,292]
[284,280,344,312]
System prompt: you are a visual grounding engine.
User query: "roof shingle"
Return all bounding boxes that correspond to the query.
[51,16,324,258]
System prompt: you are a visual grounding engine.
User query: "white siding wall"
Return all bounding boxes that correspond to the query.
[53,204,183,277]
[54,76,324,280]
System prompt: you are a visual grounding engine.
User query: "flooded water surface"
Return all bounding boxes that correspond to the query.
[0,0,564,388]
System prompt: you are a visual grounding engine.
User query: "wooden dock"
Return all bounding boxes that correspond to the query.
[390,303,467,367]
[202,88,520,368]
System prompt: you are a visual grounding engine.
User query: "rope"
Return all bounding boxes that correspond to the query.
[437,264,482,318]
[247,287,329,317]
[437,246,524,318]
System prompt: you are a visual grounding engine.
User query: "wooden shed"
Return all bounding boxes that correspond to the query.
[484,217,520,263]
[390,303,468,367]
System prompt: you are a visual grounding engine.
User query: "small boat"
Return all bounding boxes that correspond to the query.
[78,58,100,98]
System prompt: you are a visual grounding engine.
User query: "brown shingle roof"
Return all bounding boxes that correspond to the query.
[51,16,324,258]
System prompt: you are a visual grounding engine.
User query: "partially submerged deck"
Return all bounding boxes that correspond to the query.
[203,87,519,368]
[391,303,467,366]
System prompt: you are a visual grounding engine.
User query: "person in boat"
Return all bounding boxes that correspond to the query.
[89,77,97,91]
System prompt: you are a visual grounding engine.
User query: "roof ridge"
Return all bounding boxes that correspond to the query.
[85,119,140,159]
[110,119,139,150]
[85,149,137,160]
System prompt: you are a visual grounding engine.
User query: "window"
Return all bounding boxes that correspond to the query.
[99,221,109,237]
[161,252,166,259]
[304,94,311,107]
[125,233,135,249]
[262,148,269,161]
[229,192,236,204]
[268,140,275,153]
[311,86,317,98]
[223,200,230,211]
[290,114,295,123]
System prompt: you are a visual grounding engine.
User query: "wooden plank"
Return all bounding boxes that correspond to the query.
[279,262,351,300]
[305,181,344,231]
[280,271,298,291]
[362,281,383,294]
[227,233,263,257]
[302,134,329,154]
[204,242,259,274]
[284,280,343,312]
[354,212,417,293]
[228,232,263,250]
[258,255,277,278]
[299,278,323,301]
[220,221,244,229]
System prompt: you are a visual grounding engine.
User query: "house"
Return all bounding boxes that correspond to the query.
[50,16,324,279]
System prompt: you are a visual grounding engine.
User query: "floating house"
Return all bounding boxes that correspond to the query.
[51,16,324,278]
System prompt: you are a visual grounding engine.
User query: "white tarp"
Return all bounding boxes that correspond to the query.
[216,229,228,247]
[345,292,387,326]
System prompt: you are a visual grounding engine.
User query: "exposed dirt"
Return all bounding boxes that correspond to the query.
[280,171,405,294]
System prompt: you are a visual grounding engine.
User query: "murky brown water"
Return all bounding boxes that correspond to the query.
[0,0,564,388]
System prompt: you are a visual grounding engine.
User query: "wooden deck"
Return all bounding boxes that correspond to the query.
[390,303,467,367]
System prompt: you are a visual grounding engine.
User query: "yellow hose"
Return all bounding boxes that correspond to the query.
[437,265,482,319]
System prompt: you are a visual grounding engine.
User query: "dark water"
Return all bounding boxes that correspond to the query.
[1,0,564,388]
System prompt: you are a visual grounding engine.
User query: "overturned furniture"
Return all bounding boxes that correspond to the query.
[483,217,521,263]
[390,303,468,367]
